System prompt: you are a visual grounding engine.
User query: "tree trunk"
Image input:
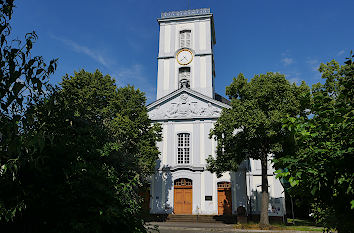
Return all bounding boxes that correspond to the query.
[259,155,270,227]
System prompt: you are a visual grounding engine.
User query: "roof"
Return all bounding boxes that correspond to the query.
[147,87,230,111]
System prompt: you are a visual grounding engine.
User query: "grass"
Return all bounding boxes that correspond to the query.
[234,218,324,232]
[287,218,321,226]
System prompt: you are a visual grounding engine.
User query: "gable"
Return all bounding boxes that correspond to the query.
[147,88,230,121]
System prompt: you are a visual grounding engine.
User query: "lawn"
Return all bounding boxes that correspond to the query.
[234,218,325,232]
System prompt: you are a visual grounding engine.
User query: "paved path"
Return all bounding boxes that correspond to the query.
[146,222,317,233]
[146,222,234,233]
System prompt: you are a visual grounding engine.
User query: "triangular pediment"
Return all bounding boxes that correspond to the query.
[147,88,230,121]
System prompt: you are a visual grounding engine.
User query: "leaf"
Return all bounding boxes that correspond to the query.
[26,38,32,51]
[12,82,25,96]
[1,34,5,46]
[36,68,44,75]
[289,177,299,187]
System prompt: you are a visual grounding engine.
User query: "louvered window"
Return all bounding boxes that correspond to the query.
[178,67,190,88]
[177,133,190,164]
[180,30,191,48]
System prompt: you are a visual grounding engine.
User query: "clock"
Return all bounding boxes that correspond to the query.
[176,49,193,65]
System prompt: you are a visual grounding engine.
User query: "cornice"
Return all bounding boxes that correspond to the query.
[157,14,213,24]
[160,165,205,172]
[147,87,231,110]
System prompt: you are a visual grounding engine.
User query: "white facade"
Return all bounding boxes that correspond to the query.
[147,9,285,217]
[156,9,215,99]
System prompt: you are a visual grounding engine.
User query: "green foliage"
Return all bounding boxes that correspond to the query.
[0,2,161,231]
[275,52,354,232]
[208,72,310,225]
[0,0,57,223]
[1,69,161,232]
[208,72,310,175]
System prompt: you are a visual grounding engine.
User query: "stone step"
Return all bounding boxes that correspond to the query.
[165,215,236,223]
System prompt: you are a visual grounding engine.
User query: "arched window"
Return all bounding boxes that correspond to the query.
[177,133,190,164]
[217,182,231,189]
[178,67,190,88]
[180,30,191,48]
[174,178,192,186]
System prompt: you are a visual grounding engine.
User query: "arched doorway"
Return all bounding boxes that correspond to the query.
[174,178,192,214]
[217,182,232,215]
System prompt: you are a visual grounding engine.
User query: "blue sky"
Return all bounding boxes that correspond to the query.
[10,0,353,103]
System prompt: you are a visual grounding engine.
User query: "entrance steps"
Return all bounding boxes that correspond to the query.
[165,214,236,224]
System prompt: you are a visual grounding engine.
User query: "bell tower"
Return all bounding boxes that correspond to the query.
[156,8,216,99]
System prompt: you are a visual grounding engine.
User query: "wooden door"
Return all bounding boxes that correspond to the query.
[174,178,192,214]
[183,188,192,213]
[174,188,185,214]
[218,182,232,215]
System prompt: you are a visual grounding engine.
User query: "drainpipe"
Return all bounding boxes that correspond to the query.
[247,159,252,220]
[196,205,199,222]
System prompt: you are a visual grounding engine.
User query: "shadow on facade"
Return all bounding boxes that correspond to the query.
[228,160,286,224]
[248,190,286,224]
[147,159,173,221]
[230,161,250,214]
[147,159,285,224]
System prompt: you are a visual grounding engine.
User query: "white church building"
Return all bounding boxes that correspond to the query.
[147,8,286,218]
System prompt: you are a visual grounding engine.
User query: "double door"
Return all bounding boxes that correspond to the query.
[174,178,192,214]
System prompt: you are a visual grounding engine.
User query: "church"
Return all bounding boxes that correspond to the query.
[147,8,286,218]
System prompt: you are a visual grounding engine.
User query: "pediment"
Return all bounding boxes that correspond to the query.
[147,88,230,121]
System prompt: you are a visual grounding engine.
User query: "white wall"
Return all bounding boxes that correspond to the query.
[152,121,285,216]
[156,17,214,99]
[246,158,286,216]
[151,120,246,215]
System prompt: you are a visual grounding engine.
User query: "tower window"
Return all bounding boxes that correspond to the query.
[178,67,190,88]
[180,30,191,48]
[177,133,190,164]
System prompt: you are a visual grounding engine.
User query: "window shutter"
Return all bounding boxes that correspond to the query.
[178,69,183,82]
[185,69,190,80]
[180,32,185,48]
[186,31,191,48]
[180,30,191,48]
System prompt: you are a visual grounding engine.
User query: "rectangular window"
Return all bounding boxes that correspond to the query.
[177,133,190,164]
[180,30,191,48]
[178,67,190,88]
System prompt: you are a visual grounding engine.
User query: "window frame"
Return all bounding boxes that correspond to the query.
[174,178,192,187]
[176,132,191,164]
[178,67,191,88]
[179,30,192,48]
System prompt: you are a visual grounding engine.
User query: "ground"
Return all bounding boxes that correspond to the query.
[148,221,325,233]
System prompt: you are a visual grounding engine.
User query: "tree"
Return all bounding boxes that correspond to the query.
[0,1,161,231]
[275,53,354,233]
[1,69,161,232]
[207,72,310,226]
[0,0,57,222]
[56,70,160,232]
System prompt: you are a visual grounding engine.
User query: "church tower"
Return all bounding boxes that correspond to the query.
[156,8,216,99]
[147,9,286,219]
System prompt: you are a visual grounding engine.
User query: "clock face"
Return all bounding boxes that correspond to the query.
[176,49,193,65]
